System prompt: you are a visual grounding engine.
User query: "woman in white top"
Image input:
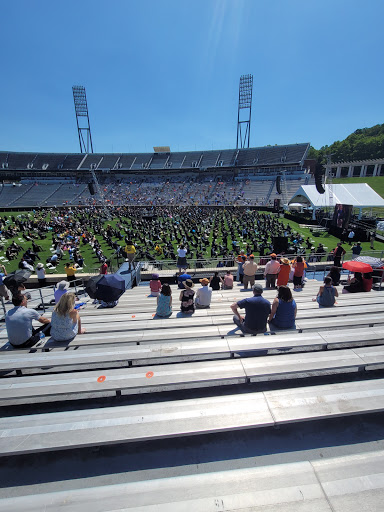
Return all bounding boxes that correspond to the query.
[51,292,86,342]
[177,245,188,272]
[36,263,46,287]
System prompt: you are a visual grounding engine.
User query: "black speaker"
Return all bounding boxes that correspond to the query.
[276,175,282,195]
[273,198,281,212]
[272,236,289,254]
[315,168,325,194]
[88,182,95,195]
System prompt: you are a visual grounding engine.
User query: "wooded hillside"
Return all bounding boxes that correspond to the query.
[308,124,384,163]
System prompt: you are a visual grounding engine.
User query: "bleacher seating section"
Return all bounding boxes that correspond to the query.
[0,144,311,207]
[0,143,309,172]
[0,175,313,207]
[0,278,383,509]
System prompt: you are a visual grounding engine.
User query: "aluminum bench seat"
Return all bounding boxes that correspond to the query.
[1,451,383,512]
[0,461,333,512]
[0,359,246,403]
[0,378,383,457]
[320,328,384,349]
[2,346,384,405]
[62,296,384,323]
[2,328,384,373]
[242,348,368,382]
[0,339,231,373]
[40,302,384,334]
[295,314,384,331]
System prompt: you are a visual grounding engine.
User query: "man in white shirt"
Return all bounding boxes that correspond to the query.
[195,278,212,309]
[348,230,355,244]
[5,294,51,348]
[264,253,281,289]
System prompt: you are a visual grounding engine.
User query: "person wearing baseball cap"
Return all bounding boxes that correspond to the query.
[231,283,271,335]
[195,278,212,309]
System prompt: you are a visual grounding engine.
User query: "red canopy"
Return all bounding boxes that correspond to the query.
[342,261,373,273]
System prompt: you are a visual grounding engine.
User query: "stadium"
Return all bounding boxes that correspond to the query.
[1,6,384,510]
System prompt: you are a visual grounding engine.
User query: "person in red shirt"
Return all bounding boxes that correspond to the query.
[149,273,162,296]
[292,256,305,290]
[100,260,109,275]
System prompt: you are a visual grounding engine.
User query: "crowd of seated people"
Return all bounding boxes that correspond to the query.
[74,176,286,207]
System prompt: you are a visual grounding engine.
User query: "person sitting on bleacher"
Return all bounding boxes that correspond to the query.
[231,283,271,335]
[195,278,212,309]
[177,270,191,289]
[223,270,234,290]
[51,292,86,342]
[343,272,364,293]
[327,266,341,286]
[54,280,69,304]
[313,277,338,307]
[179,279,195,314]
[149,273,162,296]
[268,285,297,330]
[5,293,51,348]
[156,283,172,317]
[362,272,373,292]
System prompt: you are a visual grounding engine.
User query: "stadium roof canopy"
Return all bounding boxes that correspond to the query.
[288,183,384,209]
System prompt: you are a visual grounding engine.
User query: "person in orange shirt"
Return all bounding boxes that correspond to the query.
[277,258,291,287]
[292,256,305,291]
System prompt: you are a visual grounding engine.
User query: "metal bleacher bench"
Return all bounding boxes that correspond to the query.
[1,345,384,405]
[1,378,384,457]
[0,450,382,511]
[1,327,384,375]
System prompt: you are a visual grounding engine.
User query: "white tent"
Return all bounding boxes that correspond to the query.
[288,183,384,209]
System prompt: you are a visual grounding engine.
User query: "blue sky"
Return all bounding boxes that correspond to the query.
[1,0,383,154]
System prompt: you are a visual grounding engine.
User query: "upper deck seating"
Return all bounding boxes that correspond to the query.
[98,154,121,169]
[28,154,67,170]
[149,153,169,169]
[199,151,221,168]
[130,153,152,170]
[2,152,37,169]
[181,151,203,168]
[60,154,84,170]
[80,154,103,169]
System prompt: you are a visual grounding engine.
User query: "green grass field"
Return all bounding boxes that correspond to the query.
[1,208,383,275]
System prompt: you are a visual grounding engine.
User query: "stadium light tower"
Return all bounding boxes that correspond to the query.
[72,85,94,154]
[236,74,253,149]
[72,86,109,217]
